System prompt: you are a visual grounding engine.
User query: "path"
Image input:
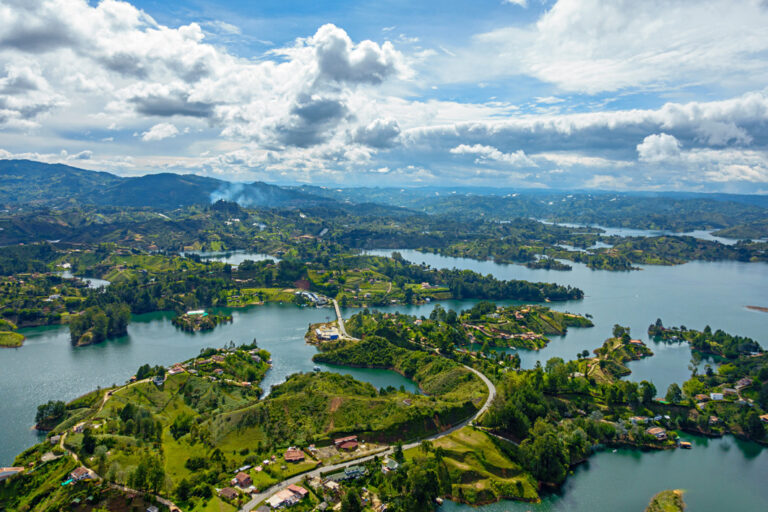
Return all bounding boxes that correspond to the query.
[241,364,496,511]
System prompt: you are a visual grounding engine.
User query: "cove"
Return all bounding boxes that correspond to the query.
[444,434,768,511]
[0,304,418,465]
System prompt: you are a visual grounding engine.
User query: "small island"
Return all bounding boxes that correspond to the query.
[0,319,24,347]
[171,309,233,332]
[645,489,686,512]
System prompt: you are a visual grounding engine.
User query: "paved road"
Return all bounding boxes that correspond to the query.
[240,364,496,511]
[332,299,358,340]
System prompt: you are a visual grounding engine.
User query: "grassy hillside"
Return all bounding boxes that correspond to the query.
[405,428,538,504]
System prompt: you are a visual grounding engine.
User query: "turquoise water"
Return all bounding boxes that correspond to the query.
[2,250,767,511]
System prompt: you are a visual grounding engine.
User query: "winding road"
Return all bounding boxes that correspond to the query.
[240,363,496,511]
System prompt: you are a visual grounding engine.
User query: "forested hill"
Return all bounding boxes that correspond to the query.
[0,159,325,209]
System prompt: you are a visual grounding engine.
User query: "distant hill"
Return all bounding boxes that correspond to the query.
[0,160,324,209]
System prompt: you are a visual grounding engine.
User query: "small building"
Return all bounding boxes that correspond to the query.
[735,377,753,390]
[629,416,650,425]
[344,465,366,479]
[334,435,358,447]
[695,394,709,402]
[709,416,721,425]
[147,506,159,512]
[153,375,165,386]
[710,392,724,401]
[323,480,341,493]
[286,484,308,498]
[760,414,768,423]
[722,388,738,396]
[232,471,252,488]
[315,326,340,341]
[70,467,91,482]
[0,467,24,482]
[629,339,644,345]
[338,440,358,451]
[266,485,307,508]
[219,487,239,501]
[284,448,305,463]
[646,427,667,440]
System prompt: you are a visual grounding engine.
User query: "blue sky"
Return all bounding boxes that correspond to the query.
[2,0,768,192]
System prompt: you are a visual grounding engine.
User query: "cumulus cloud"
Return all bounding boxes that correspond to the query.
[637,133,682,163]
[141,122,179,141]
[351,118,401,148]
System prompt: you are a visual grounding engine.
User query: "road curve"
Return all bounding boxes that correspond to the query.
[241,363,496,511]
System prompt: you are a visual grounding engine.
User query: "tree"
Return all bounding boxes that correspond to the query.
[639,381,657,403]
[744,410,765,439]
[665,383,683,403]
[176,479,192,501]
[35,400,66,428]
[341,488,362,512]
[82,428,96,455]
[393,441,404,463]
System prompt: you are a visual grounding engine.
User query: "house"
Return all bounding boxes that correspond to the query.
[709,416,721,425]
[334,435,358,448]
[0,467,24,482]
[760,414,768,424]
[646,427,667,440]
[153,375,165,386]
[323,480,341,493]
[286,484,308,498]
[629,339,644,345]
[723,387,738,396]
[219,487,239,501]
[315,326,340,341]
[710,392,724,401]
[212,355,226,362]
[695,394,709,402]
[284,448,305,463]
[266,485,307,508]
[72,422,86,433]
[70,467,91,481]
[232,471,252,488]
[344,465,366,479]
[736,377,753,390]
[338,440,358,451]
[382,458,399,473]
[146,507,159,512]
[629,416,650,425]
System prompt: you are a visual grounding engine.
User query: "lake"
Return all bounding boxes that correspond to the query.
[2,251,767,511]
[445,434,768,511]
[0,304,418,465]
[366,249,767,391]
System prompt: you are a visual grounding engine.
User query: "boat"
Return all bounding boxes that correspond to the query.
[313,366,321,372]
[679,441,692,449]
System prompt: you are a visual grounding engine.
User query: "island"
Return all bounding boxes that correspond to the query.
[171,310,233,332]
[0,319,24,347]
[645,489,686,512]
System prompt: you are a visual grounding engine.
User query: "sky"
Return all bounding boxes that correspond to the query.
[2,0,768,193]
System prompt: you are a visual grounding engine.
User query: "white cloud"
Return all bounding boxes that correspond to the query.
[637,133,681,163]
[450,144,535,167]
[141,122,179,141]
[448,0,768,93]
[502,0,528,6]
